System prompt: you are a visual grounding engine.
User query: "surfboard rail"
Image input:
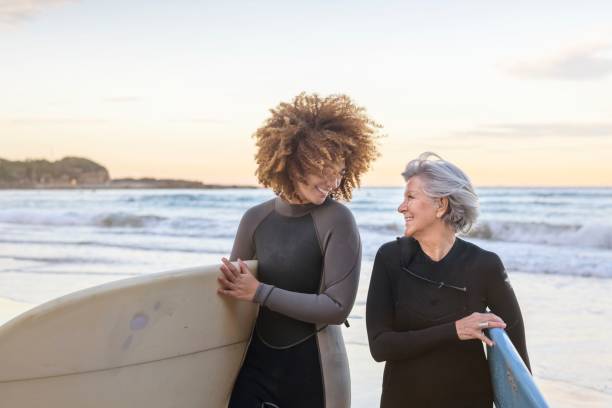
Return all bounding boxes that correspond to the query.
[487,327,549,408]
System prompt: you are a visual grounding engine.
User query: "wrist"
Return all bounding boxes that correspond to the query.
[250,282,261,302]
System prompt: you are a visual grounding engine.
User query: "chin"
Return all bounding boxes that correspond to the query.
[312,196,327,205]
[403,226,417,237]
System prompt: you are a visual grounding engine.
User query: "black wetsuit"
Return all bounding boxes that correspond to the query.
[366,237,530,408]
[228,197,361,408]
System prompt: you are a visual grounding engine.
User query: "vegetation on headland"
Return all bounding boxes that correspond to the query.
[0,157,109,188]
[0,157,255,189]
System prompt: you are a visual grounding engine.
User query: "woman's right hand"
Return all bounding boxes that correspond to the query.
[455,312,506,346]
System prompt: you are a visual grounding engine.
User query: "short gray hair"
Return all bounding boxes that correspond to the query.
[402,152,478,233]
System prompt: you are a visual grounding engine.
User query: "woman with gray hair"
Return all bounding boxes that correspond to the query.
[366,152,530,407]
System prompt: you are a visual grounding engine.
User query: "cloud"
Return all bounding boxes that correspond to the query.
[455,122,612,138]
[0,0,72,25]
[504,41,612,80]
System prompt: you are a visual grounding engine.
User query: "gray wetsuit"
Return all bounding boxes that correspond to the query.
[229,196,361,408]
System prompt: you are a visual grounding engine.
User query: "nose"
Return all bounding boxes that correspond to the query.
[398,199,407,214]
[324,174,341,190]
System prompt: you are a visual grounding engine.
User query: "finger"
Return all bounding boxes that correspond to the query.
[485,313,505,324]
[219,265,236,282]
[478,332,494,347]
[217,275,235,290]
[217,287,233,296]
[238,259,251,275]
[217,284,241,298]
[221,258,240,278]
[487,321,507,329]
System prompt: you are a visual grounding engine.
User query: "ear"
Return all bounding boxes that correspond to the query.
[436,197,449,218]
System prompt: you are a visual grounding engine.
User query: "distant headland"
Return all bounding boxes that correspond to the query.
[0,157,256,189]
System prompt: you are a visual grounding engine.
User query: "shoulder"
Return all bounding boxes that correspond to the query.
[371,238,414,277]
[458,238,504,272]
[318,199,355,220]
[376,236,416,260]
[240,198,275,224]
[312,199,357,230]
[376,240,398,261]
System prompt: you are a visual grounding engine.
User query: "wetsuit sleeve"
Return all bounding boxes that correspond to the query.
[229,208,256,262]
[486,254,531,371]
[229,200,276,262]
[366,249,459,362]
[252,207,360,325]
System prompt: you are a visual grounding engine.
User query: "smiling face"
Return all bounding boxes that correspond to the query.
[397,176,444,238]
[294,160,346,205]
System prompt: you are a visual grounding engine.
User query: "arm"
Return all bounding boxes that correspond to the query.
[366,249,459,362]
[229,208,256,262]
[252,209,361,325]
[486,254,531,371]
[219,203,269,301]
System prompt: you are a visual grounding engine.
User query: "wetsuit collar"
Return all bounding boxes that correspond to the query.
[274,196,328,217]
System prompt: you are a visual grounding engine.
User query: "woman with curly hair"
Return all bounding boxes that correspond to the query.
[217,93,379,408]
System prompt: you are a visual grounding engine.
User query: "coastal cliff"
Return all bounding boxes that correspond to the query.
[0,157,110,188]
[0,157,253,189]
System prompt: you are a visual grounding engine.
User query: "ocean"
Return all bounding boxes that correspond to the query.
[1,187,611,402]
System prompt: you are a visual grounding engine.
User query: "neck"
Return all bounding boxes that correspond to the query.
[284,196,308,205]
[413,223,456,261]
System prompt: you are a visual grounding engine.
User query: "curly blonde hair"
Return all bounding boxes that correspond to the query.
[254,93,380,201]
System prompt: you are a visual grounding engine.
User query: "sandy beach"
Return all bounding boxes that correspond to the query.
[2,267,611,407]
[344,268,612,408]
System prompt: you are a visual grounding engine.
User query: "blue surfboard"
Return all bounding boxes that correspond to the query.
[487,328,549,408]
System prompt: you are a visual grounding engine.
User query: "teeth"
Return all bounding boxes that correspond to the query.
[316,186,329,194]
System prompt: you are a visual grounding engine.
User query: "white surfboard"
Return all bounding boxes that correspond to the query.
[0,261,258,408]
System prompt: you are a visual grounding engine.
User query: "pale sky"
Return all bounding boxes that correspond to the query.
[2,0,612,186]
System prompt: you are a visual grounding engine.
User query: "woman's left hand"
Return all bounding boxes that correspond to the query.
[217,258,260,302]
[455,312,506,347]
